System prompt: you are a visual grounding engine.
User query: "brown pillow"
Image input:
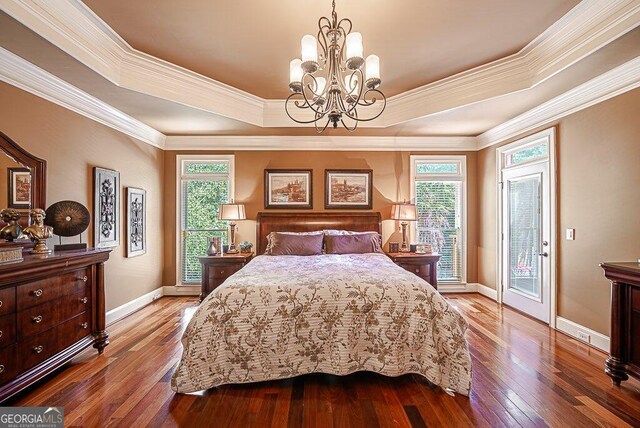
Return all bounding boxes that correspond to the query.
[325,233,383,254]
[267,232,324,256]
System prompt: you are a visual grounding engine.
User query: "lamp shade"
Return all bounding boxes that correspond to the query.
[391,204,417,221]
[218,203,246,221]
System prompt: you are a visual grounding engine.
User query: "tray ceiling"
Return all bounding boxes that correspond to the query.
[83,0,580,98]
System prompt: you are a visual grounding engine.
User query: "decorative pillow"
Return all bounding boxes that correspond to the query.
[324,232,383,254]
[266,231,324,256]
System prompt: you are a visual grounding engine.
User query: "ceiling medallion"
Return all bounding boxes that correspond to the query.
[286,0,386,132]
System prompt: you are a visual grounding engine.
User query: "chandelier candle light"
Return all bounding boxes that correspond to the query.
[286,0,386,132]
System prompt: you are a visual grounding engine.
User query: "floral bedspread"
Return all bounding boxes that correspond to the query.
[171,253,472,395]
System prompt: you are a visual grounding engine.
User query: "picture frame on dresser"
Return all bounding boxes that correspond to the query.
[93,167,120,248]
[264,169,313,209]
[126,187,146,257]
[325,169,373,209]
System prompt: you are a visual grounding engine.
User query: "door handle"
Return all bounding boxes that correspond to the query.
[538,252,549,257]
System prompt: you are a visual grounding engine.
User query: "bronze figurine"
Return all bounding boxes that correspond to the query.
[23,208,53,254]
[0,208,23,241]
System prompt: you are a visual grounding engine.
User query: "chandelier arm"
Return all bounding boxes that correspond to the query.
[340,69,364,115]
[336,18,353,36]
[301,73,328,105]
[340,117,358,132]
[285,93,328,124]
[315,115,332,133]
[342,90,387,122]
[317,19,330,63]
[356,88,386,108]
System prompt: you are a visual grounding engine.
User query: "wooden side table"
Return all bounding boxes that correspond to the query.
[387,252,441,289]
[199,253,253,301]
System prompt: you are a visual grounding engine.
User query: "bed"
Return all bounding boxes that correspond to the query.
[171,212,472,396]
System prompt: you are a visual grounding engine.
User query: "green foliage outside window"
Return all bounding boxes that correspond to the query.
[182,179,229,284]
[184,161,229,174]
[416,163,458,174]
[415,181,462,282]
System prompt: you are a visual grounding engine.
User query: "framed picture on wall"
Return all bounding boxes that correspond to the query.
[7,167,32,209]
[93,167,120,248]
[264,169,313,209]
[126,187,146,257]
[325,169,373,209]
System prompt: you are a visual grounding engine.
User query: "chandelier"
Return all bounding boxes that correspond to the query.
[286,0,386,132]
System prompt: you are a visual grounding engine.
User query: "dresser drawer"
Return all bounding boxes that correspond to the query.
[17,268,90,310]
[18,290,91,340]
[0,287,16,316]
[0,345,17,384]
[19,312,91,372]
[211,264,242,280]
[0,314,16,349]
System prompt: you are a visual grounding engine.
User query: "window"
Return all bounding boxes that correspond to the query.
[177,155,234,285]
[504,140,548,167]
[411,156,466,283]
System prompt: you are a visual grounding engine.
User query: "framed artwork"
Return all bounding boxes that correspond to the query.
[264,169,313,209]
[325,169,373,209]
[126,187,146,257]
[7,167,31,208]
[93,167,120,248]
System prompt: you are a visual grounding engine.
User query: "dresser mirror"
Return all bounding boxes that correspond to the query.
[0,132,47,228]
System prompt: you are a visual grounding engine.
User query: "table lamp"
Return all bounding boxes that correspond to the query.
[218,202,246,254]
[391,203,417,252]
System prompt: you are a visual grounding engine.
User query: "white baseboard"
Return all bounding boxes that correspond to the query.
[556,316,609,353]
[438,283,477,293]
[163,285,200,296]
[106,287,164,326]
[475,283,498,301]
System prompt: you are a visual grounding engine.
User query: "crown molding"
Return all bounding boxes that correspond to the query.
[0,47,166,148]
[476,56,640,149]
[163,136,477,151]
[2,0,638,128]
[1,38,638,153]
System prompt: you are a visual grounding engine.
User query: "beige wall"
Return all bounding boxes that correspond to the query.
[0,83,165,311]
[163,150,478,287]
[477,88,640,335]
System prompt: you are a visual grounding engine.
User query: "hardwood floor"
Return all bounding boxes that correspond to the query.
[6,294,640,427]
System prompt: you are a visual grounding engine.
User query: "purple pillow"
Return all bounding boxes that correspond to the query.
[325,233,383,254]
[267,232,324,256]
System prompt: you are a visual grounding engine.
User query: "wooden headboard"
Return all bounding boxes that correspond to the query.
[256,212,382,254]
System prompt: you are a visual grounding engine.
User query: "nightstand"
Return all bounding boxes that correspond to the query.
[387,252,441,289]
[199,253,253,301]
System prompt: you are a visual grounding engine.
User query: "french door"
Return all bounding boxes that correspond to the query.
[501,161,551,323]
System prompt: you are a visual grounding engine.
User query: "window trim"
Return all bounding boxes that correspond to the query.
[175,154,235,287]
[410,155,467,284]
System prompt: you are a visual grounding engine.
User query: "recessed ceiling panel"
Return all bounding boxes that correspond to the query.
[83,0,581,98]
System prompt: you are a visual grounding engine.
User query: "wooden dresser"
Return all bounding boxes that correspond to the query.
[600,262,640,386]
[199,253,253,301]
[387,252,441,289]
[0,248,110,402]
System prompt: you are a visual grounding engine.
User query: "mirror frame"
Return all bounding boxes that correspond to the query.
[0,131,47,210]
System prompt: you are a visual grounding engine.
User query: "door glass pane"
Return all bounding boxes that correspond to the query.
[508,175,541,298]
[181,179,229,284]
